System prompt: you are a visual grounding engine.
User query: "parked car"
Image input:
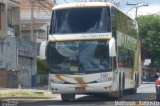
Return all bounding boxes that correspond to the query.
[143,72,158,82]
[156,77,160,100]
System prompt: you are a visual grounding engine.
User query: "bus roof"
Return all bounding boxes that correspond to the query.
[53,2,116,10]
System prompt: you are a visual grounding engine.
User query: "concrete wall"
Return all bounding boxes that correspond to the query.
[0,36,37,88]
[16,38,37,87]
[0,36,17,70]
[0,36,17,88]
[0,69,18,88]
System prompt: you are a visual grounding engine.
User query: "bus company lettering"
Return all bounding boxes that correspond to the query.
[80,34,110,39]
[117,31,137,50]
[121,35,136,50]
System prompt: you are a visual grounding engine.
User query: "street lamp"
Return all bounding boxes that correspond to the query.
[126,3,148,19]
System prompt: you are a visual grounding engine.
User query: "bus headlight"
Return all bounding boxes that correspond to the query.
[96,76,112,83]
[96,79,107,83]
[50,79,64,84]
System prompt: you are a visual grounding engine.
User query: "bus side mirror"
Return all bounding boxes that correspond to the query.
[40,41,47,60]
[109,38,116,57]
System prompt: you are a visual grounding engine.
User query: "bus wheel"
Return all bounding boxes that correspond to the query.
[61,94,75,101]
[118,74,123,98]
[122,75,125,95]
[136,74,139,88]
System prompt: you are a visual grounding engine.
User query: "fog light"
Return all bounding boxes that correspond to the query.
[104,87,107,89]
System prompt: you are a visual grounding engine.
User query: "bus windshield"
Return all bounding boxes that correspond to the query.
[46,40,111,74]
[50,7,111,34]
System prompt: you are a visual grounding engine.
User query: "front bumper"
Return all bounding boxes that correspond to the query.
[50,82,113,94]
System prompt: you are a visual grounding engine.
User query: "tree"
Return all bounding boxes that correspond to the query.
[137,15,160,66]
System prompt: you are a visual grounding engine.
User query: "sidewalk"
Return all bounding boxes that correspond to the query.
[0,85,58,100]
[0,85,48,93]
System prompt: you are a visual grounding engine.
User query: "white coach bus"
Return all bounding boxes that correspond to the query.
[40,2,141,101]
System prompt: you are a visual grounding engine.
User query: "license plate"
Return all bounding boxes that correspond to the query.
[75,87,85,92]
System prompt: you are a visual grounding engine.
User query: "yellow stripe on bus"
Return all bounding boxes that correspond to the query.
[48,38,112,42]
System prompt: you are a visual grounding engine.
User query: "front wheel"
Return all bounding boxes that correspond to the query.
[117,74,124,98]
[61,94,75,101]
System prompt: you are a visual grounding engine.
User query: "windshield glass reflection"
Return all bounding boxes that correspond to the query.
[50,7,111,34]
[46,40,111,74]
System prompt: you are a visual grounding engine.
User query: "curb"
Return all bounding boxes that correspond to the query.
[0,96,56,100]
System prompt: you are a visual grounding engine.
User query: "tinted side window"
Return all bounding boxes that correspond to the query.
[118,47,134,68]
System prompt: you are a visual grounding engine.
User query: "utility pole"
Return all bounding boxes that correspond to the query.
[30,0,37,87]
[126,3,148,19]
[31,0,35,41]
[53,0,56,4]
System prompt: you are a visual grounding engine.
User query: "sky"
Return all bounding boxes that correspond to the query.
[118,0,160,19]
[55,0,160,19]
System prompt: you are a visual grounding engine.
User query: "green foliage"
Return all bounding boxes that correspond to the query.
[12,25,20,36]
[137,15,160,66]
[37,57,48,75]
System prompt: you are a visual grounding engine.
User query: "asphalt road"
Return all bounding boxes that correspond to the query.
[4,82,160,106]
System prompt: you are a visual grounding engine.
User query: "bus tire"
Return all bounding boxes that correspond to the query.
[61,94,75,101]
[136,73,139,88]
[122,73,125,95]
[118,73,123,98]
